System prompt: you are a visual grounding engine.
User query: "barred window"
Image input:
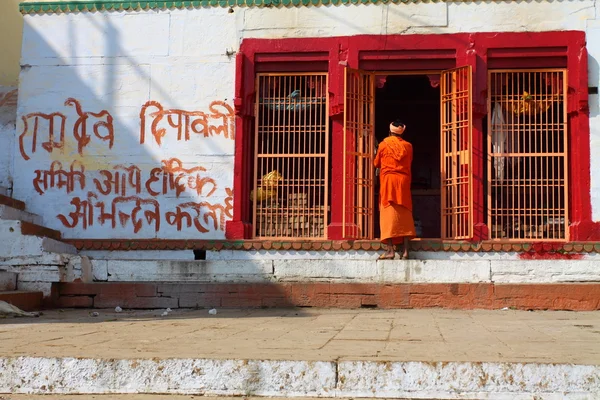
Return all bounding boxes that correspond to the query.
[252,73,329,239]
[488,69,568,241]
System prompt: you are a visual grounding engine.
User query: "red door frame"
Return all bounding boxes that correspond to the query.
[226,31,597,242]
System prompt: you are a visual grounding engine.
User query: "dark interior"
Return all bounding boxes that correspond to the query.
[374,74,441,239]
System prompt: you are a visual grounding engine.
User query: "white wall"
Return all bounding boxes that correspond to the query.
[15,9,238,239]
[587,21,600,221]
[14,0,600,240]
[0,86,17,191]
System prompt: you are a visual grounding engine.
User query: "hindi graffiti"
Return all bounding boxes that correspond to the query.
[19,99,114,161]
[140,100,235,145]
[50,159,232,234]
[33,160,86,195]
[146,158,217,198]
[21,98,235,237]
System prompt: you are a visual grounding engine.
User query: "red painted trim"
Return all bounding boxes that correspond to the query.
[230,31,593,241]
[63,238,600,254]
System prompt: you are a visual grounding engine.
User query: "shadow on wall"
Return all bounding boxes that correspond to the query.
[14,12,235,246]
[11,10,294,314]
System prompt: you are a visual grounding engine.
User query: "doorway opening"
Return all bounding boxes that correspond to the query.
[374,74,442,239]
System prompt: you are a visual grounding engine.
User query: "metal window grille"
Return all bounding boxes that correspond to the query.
[441,66,473,239]
[252,73,329,239]
[487,69,568,241]
[343,68,375,240]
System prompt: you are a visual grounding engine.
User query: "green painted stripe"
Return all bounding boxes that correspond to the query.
[20,0,457,13]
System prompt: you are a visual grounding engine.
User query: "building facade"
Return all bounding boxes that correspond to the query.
[10,0,600,256]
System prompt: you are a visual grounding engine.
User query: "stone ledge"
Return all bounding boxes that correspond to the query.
[66,238,600,255]
[0,356,597,397]
[55,282,600,310]
[88,259,600,284]
[0,194,25,211]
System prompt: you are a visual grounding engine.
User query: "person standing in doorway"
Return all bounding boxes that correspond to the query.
[374,119,416,260]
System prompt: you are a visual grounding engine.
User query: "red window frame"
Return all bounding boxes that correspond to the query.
[226,31,595,242]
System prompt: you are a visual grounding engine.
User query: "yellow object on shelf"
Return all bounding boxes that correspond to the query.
[251,170,283,202]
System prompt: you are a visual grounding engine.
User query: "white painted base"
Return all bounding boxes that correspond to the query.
[92,259,274,282]
[88,258,600,284]
[204,249,529,261]
[0,357,597,399]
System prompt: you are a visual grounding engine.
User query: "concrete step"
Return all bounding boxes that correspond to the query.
[20,220,62,241]
[0,271,17,291]
[0,193,25,211]
[0,290,43,311]
[0,308,598,397]
[0,397,331,400]
[0,220,76,257]
[85,258,600,284]
[0,203,43,224]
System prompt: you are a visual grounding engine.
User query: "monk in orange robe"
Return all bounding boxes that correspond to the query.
[374,120,416,259]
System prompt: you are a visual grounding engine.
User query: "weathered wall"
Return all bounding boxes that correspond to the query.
[15,9,237,239]
[14,0,600,240]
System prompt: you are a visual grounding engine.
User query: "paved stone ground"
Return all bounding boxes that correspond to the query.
[2,396,227,400]
[4,396,381,400]
[0,308,599,363]
[1,308,600,398]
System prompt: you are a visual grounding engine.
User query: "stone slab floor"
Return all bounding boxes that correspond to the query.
[0,308,599,363]
[1,308,600,398]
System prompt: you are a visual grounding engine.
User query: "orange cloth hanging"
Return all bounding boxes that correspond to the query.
[374,136,416,243]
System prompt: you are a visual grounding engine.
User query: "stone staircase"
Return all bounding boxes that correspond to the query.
[0,188,77,310]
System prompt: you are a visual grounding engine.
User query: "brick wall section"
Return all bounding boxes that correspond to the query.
[54,282,600,311]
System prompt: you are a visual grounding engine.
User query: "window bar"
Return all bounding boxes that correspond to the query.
[253,76,260,237]
[253,73,329,239]
[488,69,567,241]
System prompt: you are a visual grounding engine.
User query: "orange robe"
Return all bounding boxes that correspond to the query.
[374,136,416,244]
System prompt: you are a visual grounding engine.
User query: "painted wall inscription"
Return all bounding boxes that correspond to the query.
[19,99,235,238]
[19,98,114,161]
[140,100,235,145]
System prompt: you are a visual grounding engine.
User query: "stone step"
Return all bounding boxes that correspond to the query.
[0,308,598,397]
[85,258,600,284]
[0,204,43,224]
[3,356,596,398]
[55,281,600,311]
[0,193,25,211]
[20,220,62,241]
[0,271,17,291]
[0,220,76,257]
[0,290,43,311]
